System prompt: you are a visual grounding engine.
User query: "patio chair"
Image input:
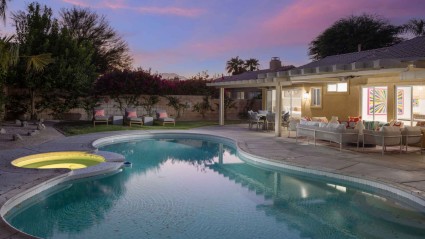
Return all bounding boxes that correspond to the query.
[401,126,423,153]
[266,112,275,131]
[363,126,402,155]
[288,118,299,138]
[125,108,143,127]
[249,112,264,130]
[93,107,111,127]
[282,112,290,130]
[156,110,175,126]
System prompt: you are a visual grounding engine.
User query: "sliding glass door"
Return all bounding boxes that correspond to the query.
[396,85,425,126]
[282,88,302,118]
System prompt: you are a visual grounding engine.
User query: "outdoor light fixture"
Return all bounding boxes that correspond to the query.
[303,91,309,100]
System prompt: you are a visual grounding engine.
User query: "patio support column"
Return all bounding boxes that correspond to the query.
[219,87,225,125]
[275,83,282,137]
[261,88,267,110]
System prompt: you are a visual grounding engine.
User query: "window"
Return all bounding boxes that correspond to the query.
[311,87,322,108]
[236,91,245,99]
[327,82,348,92]
[248,91,260,99]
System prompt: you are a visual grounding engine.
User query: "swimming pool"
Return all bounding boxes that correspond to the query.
[5,135,425,238]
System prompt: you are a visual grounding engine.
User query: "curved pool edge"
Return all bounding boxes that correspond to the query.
[0,150,125,239]
[1,130,424,238]
[93,132,425,211]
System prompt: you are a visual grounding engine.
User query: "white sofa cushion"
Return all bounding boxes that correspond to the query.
[319,122,328,127]
[327,123,340,129]
[401,126,421,135]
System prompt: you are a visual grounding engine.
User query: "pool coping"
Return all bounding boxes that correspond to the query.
[0,128,424,238]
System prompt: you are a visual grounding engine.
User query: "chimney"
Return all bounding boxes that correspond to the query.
[357,44,362,52]
[269,57,282,70]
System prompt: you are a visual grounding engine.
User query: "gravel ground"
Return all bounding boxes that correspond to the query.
[0,120,64,150]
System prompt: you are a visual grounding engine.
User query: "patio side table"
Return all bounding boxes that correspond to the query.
[143,116,154,126]
[112,115,123,125]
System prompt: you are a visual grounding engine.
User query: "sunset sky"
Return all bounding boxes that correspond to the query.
[3,0,425,78]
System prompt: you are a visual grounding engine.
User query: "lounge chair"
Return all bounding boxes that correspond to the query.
[125,108,143,127]
[93,108,111,127]
[156,110,175,126]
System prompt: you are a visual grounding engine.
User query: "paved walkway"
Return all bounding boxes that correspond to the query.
[1,124,424,238]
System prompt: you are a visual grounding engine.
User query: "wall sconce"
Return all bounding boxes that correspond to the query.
[303,91,309,100]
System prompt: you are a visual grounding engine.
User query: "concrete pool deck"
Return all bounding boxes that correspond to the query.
[1,123,425,238]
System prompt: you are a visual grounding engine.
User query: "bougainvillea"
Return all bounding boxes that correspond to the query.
[95,69,218,97]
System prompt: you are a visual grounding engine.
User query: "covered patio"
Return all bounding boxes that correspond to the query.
[210,37,425,140]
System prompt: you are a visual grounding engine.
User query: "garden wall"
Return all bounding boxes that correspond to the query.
[35,95,262,121]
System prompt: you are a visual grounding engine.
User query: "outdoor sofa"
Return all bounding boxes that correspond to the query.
[296,121,360,151]
[362,126,402,155]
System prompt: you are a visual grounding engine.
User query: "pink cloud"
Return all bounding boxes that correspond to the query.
[181,0,425,58]
[262,0,425,45]
[135,7,204,17]
[61,0,90,7]
[61,0,204,17]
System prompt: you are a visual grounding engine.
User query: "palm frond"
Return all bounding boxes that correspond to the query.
[24,53,54,73]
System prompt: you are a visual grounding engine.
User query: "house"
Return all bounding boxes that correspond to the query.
[215,57,295,101]
[208,36,425,136]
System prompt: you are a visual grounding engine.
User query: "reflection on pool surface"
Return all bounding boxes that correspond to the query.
[11,151,105,170]
[5,137,425,239]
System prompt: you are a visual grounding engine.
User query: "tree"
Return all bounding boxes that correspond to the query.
[214,94,237,120]
[192,95,214,119]
[140,95,159,116]
[60,7,132,72]
[0,0,10,22]
[403,18,425,37]
[9,2,56,119]
[165,96,189,119]
[308,14,402,60]
[244,58,260,71]
[226,56,245,75]
[37,27,96,119]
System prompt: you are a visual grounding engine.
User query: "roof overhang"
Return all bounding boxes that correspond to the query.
[208,59,425,88]
[290,68,405,83]
[207,77,292,88]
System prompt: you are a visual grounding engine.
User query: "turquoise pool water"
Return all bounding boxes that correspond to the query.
[5,137,425,239]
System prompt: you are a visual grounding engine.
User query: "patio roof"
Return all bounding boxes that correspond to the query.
[208,36,425,88]
[209,65,295,88]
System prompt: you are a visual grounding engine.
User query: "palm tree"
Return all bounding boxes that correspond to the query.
[0,36,18,71]
[403,18,425,37]
[244,58,260,71]
[0,0,10,22]
[226,56,245,75]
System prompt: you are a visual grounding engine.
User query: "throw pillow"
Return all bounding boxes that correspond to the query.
[127,111,137,118]
[94,109,105,117]
[354,121,365,134]
[158,112,168,118]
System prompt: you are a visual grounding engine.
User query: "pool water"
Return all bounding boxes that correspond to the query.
[5,137,425,239]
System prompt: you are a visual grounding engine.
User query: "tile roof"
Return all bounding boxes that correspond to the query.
[213,65,295,82]
[298,36,425,69]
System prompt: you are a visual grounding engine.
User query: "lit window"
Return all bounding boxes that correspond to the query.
[327,82,348,92]
[311,87,322,107]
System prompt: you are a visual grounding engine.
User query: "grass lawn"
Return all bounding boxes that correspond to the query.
[55,120,243,136]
